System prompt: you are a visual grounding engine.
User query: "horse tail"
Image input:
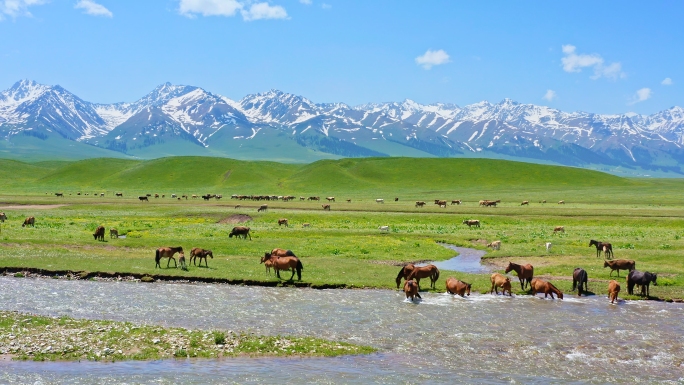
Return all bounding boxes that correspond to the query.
[296,259,303,280]
[155,249,160,267]
[433,268,440,283]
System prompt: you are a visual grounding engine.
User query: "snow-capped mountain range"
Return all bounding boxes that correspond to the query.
[2,79,684,172]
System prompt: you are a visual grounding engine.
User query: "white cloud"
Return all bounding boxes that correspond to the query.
[542,90,557,102]
[415,49,450,70]
[299,0,312,4]
[628,87,652,105]
[75,0,113,17]
[560,44,624,80]
[0,0,48,19]
[179,0,287,21]
[321,3,331,8]
[241,2,287,21]
[662,77,673,86]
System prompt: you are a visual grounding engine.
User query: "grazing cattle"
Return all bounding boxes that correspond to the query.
[145,194,151,197]
[521,200,529,206]
[22,216,35,227]
[462,219,480,228]
[379,225,390,232]
[627,270,658,297]
[395,264,415,289]
[394,197,399,202]
[278,218,289,227]
[155,246,183,268]
[171,194,177,198]
[451,200,462,205]
[590,240,613,259]
[182,195,188,200]
[93,225,105,241]
[302,223,310,228]
[300,197,306,201]
[490,273,512,296]
[487,240,501,250]
[572,268,588,296]
[505,262,534,290]
[404,279,421,301]
[308,196,320,201]
[138,196,149,202]
[229,226,251,240]
[115,192,123,197]
[415,201,426,208]
[192,195,198,199]
[553,226,565,233]
[257,204,268,212]
[540,200,547,203]
[376,199,384,204]
[322,204,331,211]
[100,193,105,197]
[558,200,565,204]
[55,192,64,197]
[445,277,471,297]
[0,213,7,222]
[190,247,214,267]
[530,278,563,299]
[436,200,447,208]
[608,280,620,304]
[154,194,159,198]
[484,201,497,207]
[110,228,118,238]
[346,199,351,203]
[407,264,440,290]
[603,259,635,277]
[326,197,335,202]
[545,242,552,252]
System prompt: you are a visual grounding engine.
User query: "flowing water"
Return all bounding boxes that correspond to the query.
[0,276,683,384]
[431,244,491,273]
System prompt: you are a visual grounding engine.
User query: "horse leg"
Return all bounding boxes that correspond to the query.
[289,267,295,281]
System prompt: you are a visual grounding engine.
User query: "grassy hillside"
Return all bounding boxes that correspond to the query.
[0,133,132,162]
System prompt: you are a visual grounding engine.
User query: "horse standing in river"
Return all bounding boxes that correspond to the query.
[572,267,589,296]
[155,246,183,268]
[445,277,471,297]
[505,262,534,290]
[404,279,421,301]
[531,278,563,299]
[407,264,440,290]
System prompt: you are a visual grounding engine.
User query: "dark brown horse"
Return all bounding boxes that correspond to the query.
[589,239,613,259]
[93,225,105,241]
[229,226,251,240]
[445,277,471,297]
[404,279,421,301]
[627,270,657,297]
[190,247,214,267]
[22,216,35,227]
[261,252,303,280]
[572,267,588,296]
[395,263,415,289]
[407,264,440,290]
[505,262,534,290]
[155,246,183,268]
[531,278,563,299]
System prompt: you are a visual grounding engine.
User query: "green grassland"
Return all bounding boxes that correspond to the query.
[1,156,684,300]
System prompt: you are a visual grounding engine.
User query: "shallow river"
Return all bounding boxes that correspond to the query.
[0,276,683,384]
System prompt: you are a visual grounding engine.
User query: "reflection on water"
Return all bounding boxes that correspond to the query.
[0,277,683,384]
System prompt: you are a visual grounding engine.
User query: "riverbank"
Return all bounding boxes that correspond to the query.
[0,310,375,362]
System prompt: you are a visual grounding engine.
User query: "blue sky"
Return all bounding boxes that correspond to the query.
[1,0,682,114]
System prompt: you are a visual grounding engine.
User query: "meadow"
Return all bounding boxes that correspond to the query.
[1,156,684,300]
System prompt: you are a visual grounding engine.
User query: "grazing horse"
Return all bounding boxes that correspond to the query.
[376,199,384,204]
[487,240,501,250]
[258,204,268,212]
[277,218,289,227]
[558,200,565,204]
[229,226,251,240]
[451,200,462,205]
[110,228,118,238]
[415,201,426,207]
[445,277,471,297]
[404,279,421,301]
[115,192,123,197]
[326,197,335,202]
[608,280,620,304]
[139,196,149,202]
[322,204,331,210]
[505,262,534,290]
[531,278,563,299]
[93,225,105,241]
[407,264,440,290]
[521,200,529,206]
[490,273,512,296]
[0,213,7,222]
[572,268,588,296]
[462,219,480,228]
[589,240,613,259]
[55,192,64,197]
[553,226,565,233]
[155,246,183,268]
[395,264,415,289]
[261,252,303,281]
[603,259,635,277]
[22,216,35,227]
[190,247,214,267]
[627,270,657,297]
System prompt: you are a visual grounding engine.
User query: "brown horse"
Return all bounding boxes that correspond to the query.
[589,239,613,259]
[608,280,620,304]
[277,218,289,227]
[110,228,118,238]
[490,273,512,296]
[407,264,440,290]
[155,246,183,268]
[229,226,251,240]
[263,258,274,275]
[445,277,471,297]
[572,267,588,296]
[395,264,415,289]
[530,278,563,299]
[404,279,421,301]
[505,262,534,290]
[22,216,35,227]
[0,213,7,222]
[261,252,303,281]
[190,247,214,267]
[93,225,105,241]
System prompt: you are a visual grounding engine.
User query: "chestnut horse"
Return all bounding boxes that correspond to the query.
[190,247,214,267]
[445,277,471,297]
[490,273,512,296]
[22,216,35,227]
[395,263,415,289]
[404,279,421,301]
[608,280,620,304]
[531,278,563,299]
[155,246,183,268]
[93,225,105,241]
[572,267,588,296]
[407,264,440,290]
[505,262,534,290]
[589,239,613,259]
[261,252,303,280]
